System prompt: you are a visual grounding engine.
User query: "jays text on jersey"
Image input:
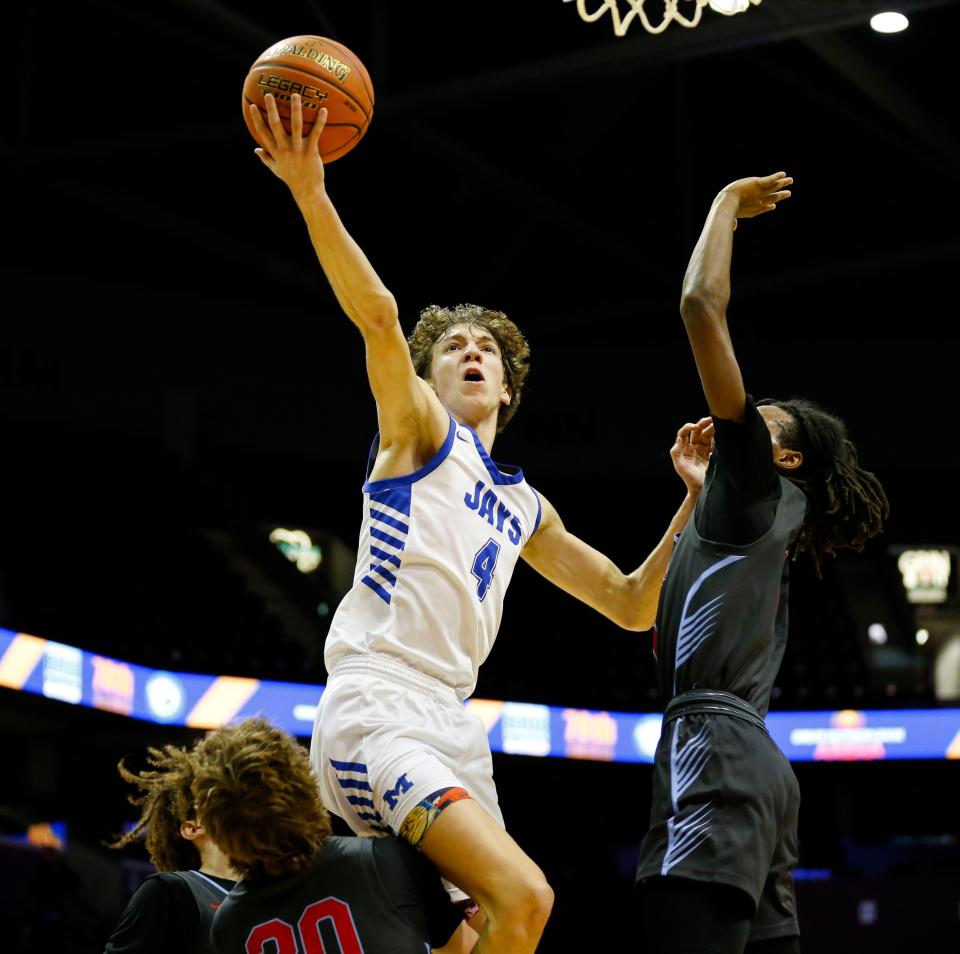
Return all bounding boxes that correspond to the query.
[324,416,542,700]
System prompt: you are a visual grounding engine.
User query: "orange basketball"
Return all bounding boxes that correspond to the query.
[242,35,374,163]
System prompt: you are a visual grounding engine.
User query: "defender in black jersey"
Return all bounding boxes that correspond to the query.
[210,836,463,953]
[635,173,888,954]
[104,741,237,953]
[104,870,234,954]
[191,716,465,954]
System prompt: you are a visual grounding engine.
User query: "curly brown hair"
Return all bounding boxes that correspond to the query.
[407,303,531,432]
[191,716,332,878]
[106,744,200,872]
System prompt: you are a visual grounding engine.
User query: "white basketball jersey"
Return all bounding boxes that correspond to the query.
[324,417,542,700]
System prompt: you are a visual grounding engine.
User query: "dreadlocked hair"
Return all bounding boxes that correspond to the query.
[191,716,332,879]
[407,303,531,432]
[757,397,890,577]
[106,744,200,872]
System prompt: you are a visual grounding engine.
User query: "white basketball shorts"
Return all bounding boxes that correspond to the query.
[311,654,504,879]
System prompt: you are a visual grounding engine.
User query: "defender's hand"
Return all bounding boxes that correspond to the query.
[671,417,714,493]
[719,172,792,227]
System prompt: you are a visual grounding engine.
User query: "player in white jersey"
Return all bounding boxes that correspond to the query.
[248,94,712,954]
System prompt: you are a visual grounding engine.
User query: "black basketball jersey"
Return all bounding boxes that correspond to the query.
[104,870,234,954]
[210,836,462,954]
[653,403,807,716]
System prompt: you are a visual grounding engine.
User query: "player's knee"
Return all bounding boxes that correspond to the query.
[527,876,554,928]
[497,869,553,935]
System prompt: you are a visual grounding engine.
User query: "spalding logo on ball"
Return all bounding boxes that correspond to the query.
[242,35,374,163]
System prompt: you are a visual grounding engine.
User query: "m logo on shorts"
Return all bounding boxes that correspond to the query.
[384,772,413,809]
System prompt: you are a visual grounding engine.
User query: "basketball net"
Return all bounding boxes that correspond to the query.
[564,0,761,36]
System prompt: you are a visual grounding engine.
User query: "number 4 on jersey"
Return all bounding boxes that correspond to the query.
[471,538,501,601]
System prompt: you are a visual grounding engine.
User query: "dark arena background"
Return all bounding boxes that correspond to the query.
[3,1,960,951]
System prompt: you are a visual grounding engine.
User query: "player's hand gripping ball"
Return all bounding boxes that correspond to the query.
[242,35,374,162]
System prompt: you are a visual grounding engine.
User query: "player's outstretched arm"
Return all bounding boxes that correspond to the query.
[681,172,792,422]
[248,92,443,454]
[521,419,713,632]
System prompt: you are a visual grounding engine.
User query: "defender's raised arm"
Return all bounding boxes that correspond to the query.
[679,172,792,422]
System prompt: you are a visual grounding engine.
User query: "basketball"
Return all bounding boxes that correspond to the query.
[242,35,374,163]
